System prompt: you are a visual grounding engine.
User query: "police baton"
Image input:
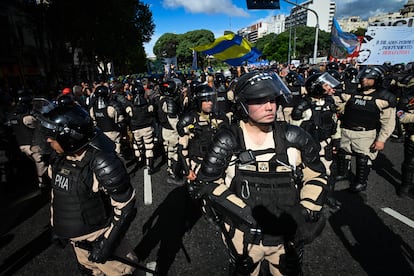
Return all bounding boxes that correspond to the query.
[74,241,157,275]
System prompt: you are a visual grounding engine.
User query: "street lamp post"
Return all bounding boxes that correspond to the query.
[283,0,319,64]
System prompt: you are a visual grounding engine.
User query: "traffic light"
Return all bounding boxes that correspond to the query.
[246,0,280,9]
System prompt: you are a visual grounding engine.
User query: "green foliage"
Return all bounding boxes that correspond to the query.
[350,27,367,37]
[33,0,154,75]
[153,29,214,68]
[254,26,331,63]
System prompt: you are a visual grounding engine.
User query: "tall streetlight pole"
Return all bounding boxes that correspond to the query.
[283,0,319,63]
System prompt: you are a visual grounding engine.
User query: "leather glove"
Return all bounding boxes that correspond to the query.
[277,241,304,276]
[88,235,112,264]
[288,205,326,245]
[229,253,256,275]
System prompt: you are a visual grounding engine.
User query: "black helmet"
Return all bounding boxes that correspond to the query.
[214,73,226,88]
[357,66,385,86]
[194,84,217,104]
[131,83,145,97]
[344,67,359,83]
[285,71,304,86]
[305,72,341,97]
[326,69,343,82]
[94,85,109,98]
[160,78,182,96]
[308,68,320,77]
[39,105,96,154]
[326,62,339,71]
[234,71,291,117]
[393,63,405,74]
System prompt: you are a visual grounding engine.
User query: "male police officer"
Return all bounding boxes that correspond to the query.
[195,71,328,275]
[38,103,137,275]
[336,66,396,192]
[396,74,414,197]
[176,84,228,183]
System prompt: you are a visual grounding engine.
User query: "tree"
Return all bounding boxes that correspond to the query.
[34,0,154,80]
[255,26,331,63]
[153,30,214,69]
[351,27,367,37]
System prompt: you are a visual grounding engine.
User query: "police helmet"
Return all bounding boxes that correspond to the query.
[94,85,109,98]
[357,66,385,86]
[234,71,291,117]
[308,68,320,77]
[305,72,341,97]
[39,105,96,154]
[393,63,405,74]
[285,71,305,86]
[160,78,182,96]
[214,73,226,88]
[326,62,339,71]
[344,67,359,83]
[326,69,343,82]
[131,83,145,97]
[194,84,217,104]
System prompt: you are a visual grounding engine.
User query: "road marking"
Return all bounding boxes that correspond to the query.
[381,207,414,228]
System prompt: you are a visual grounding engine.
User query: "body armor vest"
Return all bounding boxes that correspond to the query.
[229,125,299,245]
[130,104,153,130]
[216,89,231,114]
[157,96,178,129]
[93,104,118,132]
[341,90,381,130]
[307,97,337,142]
[51,150,110,238]
[188,114,219,162]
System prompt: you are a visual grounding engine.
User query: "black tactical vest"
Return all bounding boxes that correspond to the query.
[130,104,153,130]
[229,124,299,245]
[51,150,110,238]
[188,114,218,162]
[341,90,381,130]
[93,105,118,132]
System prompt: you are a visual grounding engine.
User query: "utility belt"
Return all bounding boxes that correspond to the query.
[243,228,284,246]
[342,125,375,131]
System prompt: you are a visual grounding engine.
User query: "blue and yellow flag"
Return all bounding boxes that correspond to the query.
[192,34,262,66]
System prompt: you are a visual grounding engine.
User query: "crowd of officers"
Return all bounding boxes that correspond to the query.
[1,60,414,275]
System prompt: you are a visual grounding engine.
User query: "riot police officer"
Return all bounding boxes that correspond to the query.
[90,85,125,156]
[395,74,414,197]
[38,103,137,275]
[336,66,396,192]
[157,78,183,185]
[195,71,328,275]
[126,83,155,172]
[280,70,305,123]
[176,84,228,183]
[6,91,48,187]
[291,72,342,210]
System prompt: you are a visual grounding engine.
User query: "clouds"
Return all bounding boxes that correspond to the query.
[335,0,406,20]
[162,0,249,17]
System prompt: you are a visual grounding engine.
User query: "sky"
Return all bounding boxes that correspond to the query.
[143,0,408,57]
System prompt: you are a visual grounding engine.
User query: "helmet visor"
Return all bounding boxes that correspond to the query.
[269,71,293,103]
[316,72,341,89]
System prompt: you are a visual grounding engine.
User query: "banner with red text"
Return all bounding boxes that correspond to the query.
[357,26,414,65]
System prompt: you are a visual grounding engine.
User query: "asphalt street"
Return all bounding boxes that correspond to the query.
[1,138,414,276]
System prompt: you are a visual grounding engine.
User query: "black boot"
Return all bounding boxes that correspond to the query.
[146,157,155,175]
[350,154,370,193]
[326,176,341,210]
[398,163,414,197]
[335,150,350,181]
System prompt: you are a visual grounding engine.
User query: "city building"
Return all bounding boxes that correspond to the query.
[400,0,414,18]
[285,0,336,32]
[237,15,285,44]
[337,16,368,32]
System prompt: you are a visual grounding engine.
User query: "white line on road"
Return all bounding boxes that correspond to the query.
[381,207,414,228]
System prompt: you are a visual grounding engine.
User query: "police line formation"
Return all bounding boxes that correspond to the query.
[1,61,414,275]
